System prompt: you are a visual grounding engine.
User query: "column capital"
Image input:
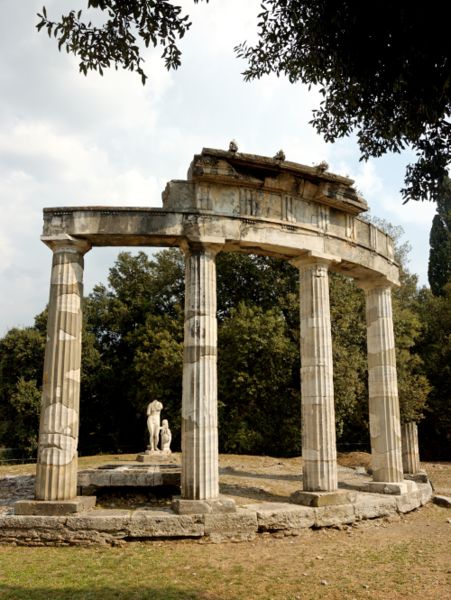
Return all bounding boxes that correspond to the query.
[41,234,91,256]
[356,275,394,292]
[179,240,223,258]
[290,251,340,271]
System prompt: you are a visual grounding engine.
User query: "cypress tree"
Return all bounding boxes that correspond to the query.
[428,177,451,296]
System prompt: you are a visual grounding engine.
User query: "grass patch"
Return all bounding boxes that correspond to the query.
[1,454,450,599]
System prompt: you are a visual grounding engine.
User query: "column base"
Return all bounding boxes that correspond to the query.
[14,496,96,516]
[172,496,236,515]
[404,471,429,484]
[368,480,417,495]
[291,489,356,507]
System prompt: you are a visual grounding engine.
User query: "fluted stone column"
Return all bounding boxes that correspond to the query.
[402,422,421,474]
[362,282,404,486]
[180,243,221,504]
[35,236,91,501]
[297,258,338,493]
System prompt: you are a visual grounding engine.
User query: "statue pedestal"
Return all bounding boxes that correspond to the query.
[136,449,172,463]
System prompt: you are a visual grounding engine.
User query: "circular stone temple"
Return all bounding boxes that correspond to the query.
[8,148,430,542]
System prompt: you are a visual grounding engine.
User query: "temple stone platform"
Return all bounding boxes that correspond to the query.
[0,463,433,545]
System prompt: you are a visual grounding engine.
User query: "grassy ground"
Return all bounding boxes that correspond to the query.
[0,454,450,600]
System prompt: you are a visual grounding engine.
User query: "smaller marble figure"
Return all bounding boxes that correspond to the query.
[147,399,163,452]
[160,419,172,454]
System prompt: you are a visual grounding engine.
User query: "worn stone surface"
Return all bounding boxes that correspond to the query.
[65,510,130,531]
[35,236,91,502]
[203,510,257,541]
[368,480,417,495]
[362,283,404,483]
[251,503,315,532]
[128,510,204,537]
[136,453,172,464]
[172,496,236,515]
[402,422,421,474]
[296,257,338,492]
[396,490,423,514]
[314,504,356,527]
[181,244,221,501]
[14,496,96,516]
[77,464,180,490]
[291,489,356,507]
[354,495,397,520]
[418,482,433,505]
[404,471,429,484]
[401,421,421,475]
[43,149,399,284]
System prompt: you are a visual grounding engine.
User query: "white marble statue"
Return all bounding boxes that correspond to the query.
[147,399,163,451]
[160,419,172,454]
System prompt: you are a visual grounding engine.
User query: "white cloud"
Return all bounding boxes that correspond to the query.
[0,231,14,274]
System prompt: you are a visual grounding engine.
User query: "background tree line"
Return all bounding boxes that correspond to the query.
[1,209,449,460]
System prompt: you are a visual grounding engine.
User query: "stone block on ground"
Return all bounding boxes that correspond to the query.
[315,504,356,527]
[404,471,429,484]
[65,511,130,532]
[203,510,258,541]
[172,496,236,515]
[432,495,451,508]
[128,510,204,537]
[396,490,422,513]
[291,489,356,507]
[354,495,397,520]
[14,496,96,516]
[368,480,417,495]
[250,502,316,532]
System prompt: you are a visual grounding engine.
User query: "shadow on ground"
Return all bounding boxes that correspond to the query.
[0,586,226,600]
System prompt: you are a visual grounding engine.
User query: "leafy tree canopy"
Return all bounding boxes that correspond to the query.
[37,0,208,85]
[415,284,451,458]
[237,1,451,203]
[38,1,451,203]
[0,245,437,457]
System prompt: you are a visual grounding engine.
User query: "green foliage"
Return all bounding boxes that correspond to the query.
[8,378,41,454]
[364,217,431,425]
[392,275,431,424]
[0,328,45,454]
[37,1,450,200]
[329,274,367,444]
[237,1,451,202]
[78,249,185,453]
[37,1,208,85]
[218,302,299,456]
[131,311,184,447]
[216,253,298,321]
[428,177,451,295]
[0,236,444,458]
[415,285,451,459]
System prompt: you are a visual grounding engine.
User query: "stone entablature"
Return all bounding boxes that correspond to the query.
[22,147,420,518]
[43,149,398,285]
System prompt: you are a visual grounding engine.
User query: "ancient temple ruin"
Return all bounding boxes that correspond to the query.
[16,147,424,518]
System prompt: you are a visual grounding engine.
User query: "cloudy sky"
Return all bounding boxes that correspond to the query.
[0,0,437,335]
